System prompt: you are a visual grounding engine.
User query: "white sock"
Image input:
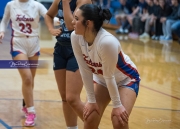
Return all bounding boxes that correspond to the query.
[27,106,35,113]
[67,126,78,129]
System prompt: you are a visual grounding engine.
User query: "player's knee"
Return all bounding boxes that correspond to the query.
[23,76,33,86]
[112,116,128,129]
[59,92,66,102]
[62,99,67,103]
[60,93,66,103]
[84,111,100,128]
[66,95,77,105]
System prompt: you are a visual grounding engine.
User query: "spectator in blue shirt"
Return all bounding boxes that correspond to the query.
[160,0,180,41]
[115,0,133,34]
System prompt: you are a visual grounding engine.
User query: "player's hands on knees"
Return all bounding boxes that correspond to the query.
[111,105,129,126]
[83,102,100,121]
[49,28,62,36]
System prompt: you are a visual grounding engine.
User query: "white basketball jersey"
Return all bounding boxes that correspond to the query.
[2,0,47,36]
[71,28,140,107]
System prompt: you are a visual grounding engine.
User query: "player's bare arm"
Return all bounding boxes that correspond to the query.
[45,0,61,36]
[62,0,92,30]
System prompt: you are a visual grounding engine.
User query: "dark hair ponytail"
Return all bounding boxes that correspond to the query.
[79,4,112,32]
[98,7,112,21]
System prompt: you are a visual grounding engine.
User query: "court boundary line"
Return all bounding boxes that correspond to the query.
[140,84,180,100]
[0,98,179,111]
[0,119,12,129]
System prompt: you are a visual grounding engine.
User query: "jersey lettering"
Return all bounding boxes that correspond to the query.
[16,15,34,22]
[89,66,103,75]
[83,54,102,67]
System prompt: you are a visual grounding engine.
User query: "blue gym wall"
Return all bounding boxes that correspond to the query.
[0,0,11,18]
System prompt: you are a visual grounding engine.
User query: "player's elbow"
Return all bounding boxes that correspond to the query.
[45,13,54,21]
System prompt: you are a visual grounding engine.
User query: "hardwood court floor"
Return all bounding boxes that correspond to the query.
[0,21,180,129]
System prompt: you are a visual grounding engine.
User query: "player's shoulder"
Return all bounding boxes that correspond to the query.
[6,0,15,6]
[71,31,84,45]
[99,29,118,42]
[97,28,120,47]
[71,31,76,38]
[4,0,16,10]
[71,31,82,39]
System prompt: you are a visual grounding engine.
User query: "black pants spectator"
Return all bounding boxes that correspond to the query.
[155,18,163,36]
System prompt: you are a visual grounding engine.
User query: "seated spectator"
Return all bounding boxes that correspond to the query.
[127,0,148,38]
[151,0,161,40]
[100,0,111,8]
[93,0,111,8]
[128,0,139,6]
[160,0,180,41]
[115,0,133,34]
[151,0,172,40]
[139,0,155,39]
[92,0,98,4]
[109,0,122,13]
[153,0,158,6]
[171,20,180,43]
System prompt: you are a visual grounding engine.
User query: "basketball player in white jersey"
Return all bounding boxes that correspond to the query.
[0,0,59,126]
[71,4,140,129]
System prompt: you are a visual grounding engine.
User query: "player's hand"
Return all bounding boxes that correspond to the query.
[83,102,100,120]
[111,105,129,126]
[49,28,62,36]
[0,32,4,44]
[0,32,4,39]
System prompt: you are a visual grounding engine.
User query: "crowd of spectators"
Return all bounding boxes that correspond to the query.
[93,0,180,43]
